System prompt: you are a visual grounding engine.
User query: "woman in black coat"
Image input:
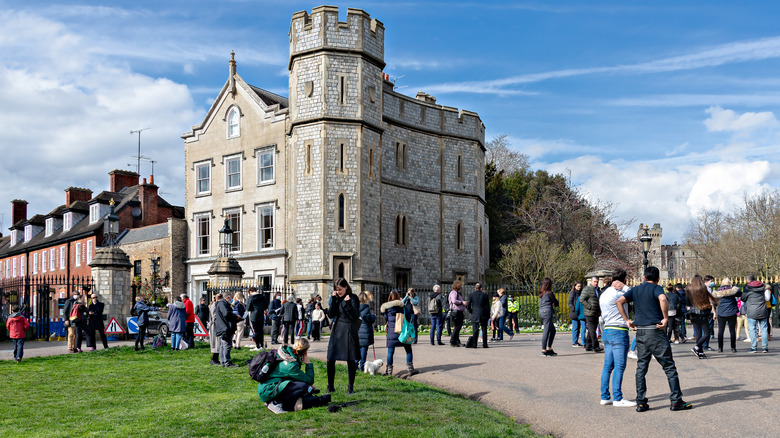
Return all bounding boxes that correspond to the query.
[326,277,361,394]
[87,293,109,350]
[357,291,376,371]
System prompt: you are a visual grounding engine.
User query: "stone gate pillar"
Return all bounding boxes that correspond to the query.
[89,247,133,329]
[207,256,245,298]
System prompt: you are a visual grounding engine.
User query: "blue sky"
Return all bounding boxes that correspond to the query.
[1,1,779,244]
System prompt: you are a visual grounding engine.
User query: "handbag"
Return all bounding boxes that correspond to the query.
[398,307,416,344]
[394,309,404,334]
[412,305,421,316]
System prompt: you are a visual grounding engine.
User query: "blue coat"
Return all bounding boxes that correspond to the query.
[133,302,158,327]
[358,303,375,347]
[167,302,187,333]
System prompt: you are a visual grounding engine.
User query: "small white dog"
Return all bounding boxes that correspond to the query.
[363,358,384,375]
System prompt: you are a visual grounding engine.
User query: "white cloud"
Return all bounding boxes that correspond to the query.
[0,9,197,229]
[703,106,779,133]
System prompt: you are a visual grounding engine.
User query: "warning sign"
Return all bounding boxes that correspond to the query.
[105,317,125,335]
[194,315,208,337]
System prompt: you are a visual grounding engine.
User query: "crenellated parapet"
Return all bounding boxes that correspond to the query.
[289,6,385,69]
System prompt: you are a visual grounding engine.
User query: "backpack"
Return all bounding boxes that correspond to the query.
[152,335,166,349]
[248,349,281,382]
[428,296,442,314]
[69,303,82,322]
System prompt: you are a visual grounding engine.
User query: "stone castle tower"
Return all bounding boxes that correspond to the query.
[288,7,387,296]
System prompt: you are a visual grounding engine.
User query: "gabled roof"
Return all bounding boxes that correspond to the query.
[27,215,45,226]
[248,85,288,109]
[46,205,67,218]
[116,223,169,245]
[92,191,124,204]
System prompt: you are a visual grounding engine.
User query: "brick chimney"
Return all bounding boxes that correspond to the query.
[109,169,140,193]
[65,187,93,206]
[11,199,27,225]
[138,177,159,226]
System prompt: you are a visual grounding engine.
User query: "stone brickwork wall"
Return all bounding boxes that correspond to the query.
[290,124,325,277]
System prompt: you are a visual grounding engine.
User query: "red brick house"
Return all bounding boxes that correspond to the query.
[0,170,184,282]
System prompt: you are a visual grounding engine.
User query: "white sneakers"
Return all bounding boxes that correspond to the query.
[266,402,286,414]
[613,399,637,407]
[600,399,612,405]
[627,351,638,360]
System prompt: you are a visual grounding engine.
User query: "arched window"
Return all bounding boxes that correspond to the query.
[338,194,345,230]
[228,107,240,138]
[338,262,345,279]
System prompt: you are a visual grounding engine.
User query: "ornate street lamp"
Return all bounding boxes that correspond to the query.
[639,225,653,274]
[103,199,120,247]
[218,219,233,258]
[149,248,160,301]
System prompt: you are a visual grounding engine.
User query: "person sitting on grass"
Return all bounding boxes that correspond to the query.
[258,338,331,414]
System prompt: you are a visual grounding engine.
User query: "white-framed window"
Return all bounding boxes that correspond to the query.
[24,225,32,242]
[225,208,241,253]
[33,253,38,274]
[4,260,8,279]
[59,246,66,270]
[12,258,17,278]
[89,204,100,224]
[10,229,18,247]
[20,255,25,277]
[227,107,240,138]
[45,218,53,237]
[86,240,93,264]
[42,252,47,273]
[75,242,82,267]
[195,161,211,195]
[0,261,3,279]
[195,213,211,256]
[257,147,275,185]
[50,249,56,271]
[225,155,242,191]
[257,203,274,250]
[64,212,73,231]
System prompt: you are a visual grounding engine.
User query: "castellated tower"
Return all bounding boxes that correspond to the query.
[288,7,386,296]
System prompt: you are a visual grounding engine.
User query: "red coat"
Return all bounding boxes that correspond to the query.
[6,315,30,339]
[184,298,195,323]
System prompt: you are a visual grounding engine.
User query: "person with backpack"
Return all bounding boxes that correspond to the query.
[166,296,187,350]
[7,305,30,363]
[133,297,160,351]
[357,291,376,372]
[428,285,445,345]
[256,338,331,414]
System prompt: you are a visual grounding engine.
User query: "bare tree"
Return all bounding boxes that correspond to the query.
[498,232,594,285]
[486,134,530,174]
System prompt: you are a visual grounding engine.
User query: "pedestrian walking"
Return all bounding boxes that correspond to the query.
[247,287,269,350]
[428,285,445,345]
[741,274,770,353]
[539,278,559,356]
[568,282,586,347]
[466,285,490,348]
[7,305,30,363]
[215,293,238,367]
[616,266,691,412]
[326,277,361,394]
[381,290,419,377]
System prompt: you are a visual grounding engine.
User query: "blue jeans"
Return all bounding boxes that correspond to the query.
[386,344,412,366]
[571,319,586,345]
[359,346,369,371]
[635,327,683,405]
[601,329,629,401]
[429,315,443,344]
[748,317,769,350]
[12,338,24,360]
[630,336,636,352]
[498,315,513,340]
[171,332,183,350]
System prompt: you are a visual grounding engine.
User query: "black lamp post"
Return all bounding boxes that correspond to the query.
[103,199,120,247]
[149,248,160,302]
[639,225,652,274]
[218,219,233,258]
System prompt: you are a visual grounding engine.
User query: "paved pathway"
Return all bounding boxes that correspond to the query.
[4,333,778,437]
[305,333,780,437]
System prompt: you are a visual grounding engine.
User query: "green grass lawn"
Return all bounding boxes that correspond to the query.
[0,344,542,438]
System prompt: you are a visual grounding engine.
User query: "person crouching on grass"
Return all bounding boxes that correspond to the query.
[259,338,331,414]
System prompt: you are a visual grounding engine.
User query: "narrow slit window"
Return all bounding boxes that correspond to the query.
[368,148,374,178]
[339,143,345,173]
[338,194,345,230]
[339,76,346,105]
[457,155,463,179]
[306,144,312,174]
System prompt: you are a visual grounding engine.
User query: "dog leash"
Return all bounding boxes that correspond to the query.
[372,343,376,361]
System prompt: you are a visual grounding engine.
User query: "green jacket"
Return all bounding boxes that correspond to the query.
[257,345,315,403]
[579,285,601,317]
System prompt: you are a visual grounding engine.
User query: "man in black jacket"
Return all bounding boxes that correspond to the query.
[246,287,268,350]
[63,292,80,353]
[466,286,490,348]
[269,292,282,344]
[281,298,298,345]
[214,294,238,367]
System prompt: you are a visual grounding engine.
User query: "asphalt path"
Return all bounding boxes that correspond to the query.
[4,333,779,437]
[305,332,780,437]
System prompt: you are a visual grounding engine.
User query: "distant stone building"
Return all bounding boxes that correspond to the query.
[637,223,699,284]
[183,6,488,298]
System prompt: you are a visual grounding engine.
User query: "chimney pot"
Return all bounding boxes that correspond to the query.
[149,175,154,185]
[142,177,147,184]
